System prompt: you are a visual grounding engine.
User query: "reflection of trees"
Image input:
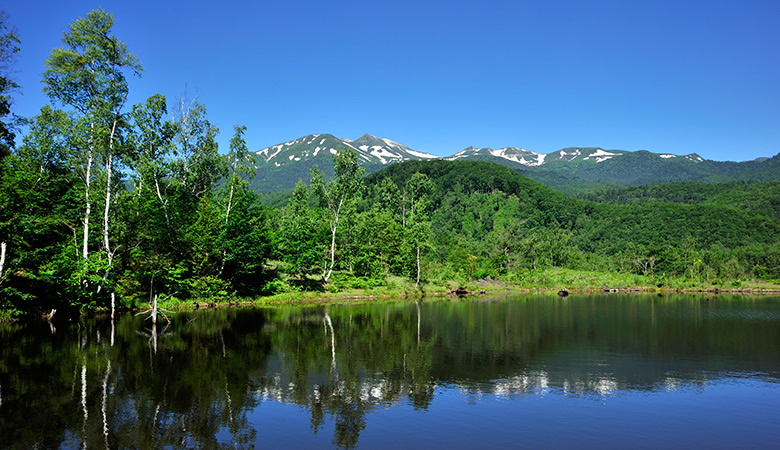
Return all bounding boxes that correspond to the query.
[255,303,437,446]
[1,294,778,448]
[0,309,270,448]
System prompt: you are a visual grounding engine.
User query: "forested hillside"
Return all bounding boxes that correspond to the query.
[360,160,779,280]
[579,181,780,220]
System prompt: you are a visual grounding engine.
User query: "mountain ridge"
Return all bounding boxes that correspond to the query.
[249,133,779,193]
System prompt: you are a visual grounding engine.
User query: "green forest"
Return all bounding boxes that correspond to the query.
[1,10,778,319]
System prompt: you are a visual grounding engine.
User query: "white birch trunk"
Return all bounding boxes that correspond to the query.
[415,242,421,288]
[402,191,406,228]
[225,184,234,226]
[97,120,119,295]
[0,241,6,280]
[154,176,170,226]
[83,147,93,264]
[322,198,343,283]
[103,151,112,257]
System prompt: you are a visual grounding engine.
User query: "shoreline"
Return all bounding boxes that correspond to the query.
[3,282,778,322]
[161,284,780,311]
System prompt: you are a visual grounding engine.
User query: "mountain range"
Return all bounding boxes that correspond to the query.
[250,133,779,193]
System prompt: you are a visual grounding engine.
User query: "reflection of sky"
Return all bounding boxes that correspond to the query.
[250,346,779,408]
[230,377,779,449]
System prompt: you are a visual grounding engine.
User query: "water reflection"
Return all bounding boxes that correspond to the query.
[0,294,778,448]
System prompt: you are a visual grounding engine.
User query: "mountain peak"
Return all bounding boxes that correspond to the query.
[255,133,437,169]
[352,133,384,146]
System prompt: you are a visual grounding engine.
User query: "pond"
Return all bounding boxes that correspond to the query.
[1,294,778,448]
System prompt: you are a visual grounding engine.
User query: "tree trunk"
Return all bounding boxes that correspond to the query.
[415,242,421,288]
[0,241,6,280]
[218,183,235,277]
[225,183,234,226]
[322,197,343,283]
[97,120,119,294]
[83,146,93,265]
[103,149,112,257]
[402,191,406,228]
[153,175,170,227]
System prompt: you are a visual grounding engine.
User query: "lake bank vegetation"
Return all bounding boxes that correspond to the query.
[1,10,778,320]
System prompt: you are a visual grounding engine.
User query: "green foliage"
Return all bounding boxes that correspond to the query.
[277,180,327,279]
[580,180,780,220]
[0,11,21,163]
[311,148,366,283]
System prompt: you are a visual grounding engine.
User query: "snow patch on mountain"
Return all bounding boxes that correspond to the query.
[258,144,285,161]
[407,149,438,159]
[447,148,471,160]
[558,149,581,160]
[369,146,400,164]
[381,138,403,148]
[489,147,547,166]
[583,149,619,163]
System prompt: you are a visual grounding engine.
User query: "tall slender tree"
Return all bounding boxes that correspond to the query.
[0,10,20,165]
[404,173,433,288]
[223,125,254,226]
[42,8,142,291]
[311,148,365,283]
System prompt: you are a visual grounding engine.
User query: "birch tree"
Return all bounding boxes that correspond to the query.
[311,148,364,284]
[130,94,176,227]
[218,125,255,275]
[223,125,254,225]
[404,173,433,288]
[171,95,223,199]
[42,8,141,290]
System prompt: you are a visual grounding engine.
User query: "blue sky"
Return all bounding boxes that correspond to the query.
[4,0,779,161]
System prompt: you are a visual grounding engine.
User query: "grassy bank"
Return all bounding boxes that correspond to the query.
[3,269,778,321]
[150,268,779,313]
[502,267,780,293]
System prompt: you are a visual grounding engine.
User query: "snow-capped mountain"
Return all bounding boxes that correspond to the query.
[256,133,436,168]
[447,146,547,166]
[449,145,706,167]
[546,147,629,163]
[248,132,776,193]
[250,133,438,192]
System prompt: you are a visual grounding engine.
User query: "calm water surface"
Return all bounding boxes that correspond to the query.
[1,294,778,448]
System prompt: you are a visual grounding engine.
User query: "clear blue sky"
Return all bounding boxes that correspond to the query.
[5,0,779,161]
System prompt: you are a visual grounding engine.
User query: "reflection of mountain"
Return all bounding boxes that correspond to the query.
[1,295,778,448]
